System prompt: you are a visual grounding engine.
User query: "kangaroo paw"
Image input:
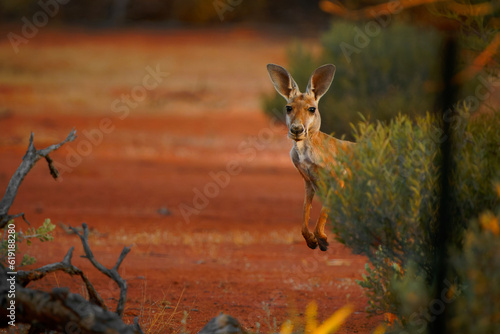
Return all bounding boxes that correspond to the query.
[316,235,329,251]
[302,232,318,249]
[306,238,318,249]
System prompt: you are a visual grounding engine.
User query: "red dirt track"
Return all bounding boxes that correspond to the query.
[0,26,382,333]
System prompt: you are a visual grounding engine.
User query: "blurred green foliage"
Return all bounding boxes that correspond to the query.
[318,106,500,332]
[0,0,34,14]
[262,20,442,140]
[449,209,500,334]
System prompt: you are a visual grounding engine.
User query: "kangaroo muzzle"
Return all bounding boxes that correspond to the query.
[289,123,306,140]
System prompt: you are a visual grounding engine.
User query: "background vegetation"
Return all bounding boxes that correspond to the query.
[260,0,500,332]
[262,20,442,140]
[1,0,499,332]
[0,0,330,25]
[308,1,500,332]
[319,107,500,332]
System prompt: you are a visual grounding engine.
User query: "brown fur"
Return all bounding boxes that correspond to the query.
[267,64,354,251]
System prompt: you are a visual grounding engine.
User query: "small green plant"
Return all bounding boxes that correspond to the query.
[261,302,279,333]
[1,218,56,267]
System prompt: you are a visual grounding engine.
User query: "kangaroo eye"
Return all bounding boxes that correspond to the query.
[286,106,293,113]
[308,107,316,113]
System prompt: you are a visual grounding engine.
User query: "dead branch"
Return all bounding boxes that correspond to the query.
[17,246,107,309]
[319,0,495,20]
[0,266,140,333]
[70,223,131,317]
[0,129,77,228]
[18,223,132,318]
[319,0,448,19]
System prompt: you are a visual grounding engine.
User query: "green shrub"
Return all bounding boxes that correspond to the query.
[319,112,441,321]
[318,105,500,330]
[262,20,442,139]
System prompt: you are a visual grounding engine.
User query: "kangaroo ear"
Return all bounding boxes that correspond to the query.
[266,64,299,100]
[306,64,336,101]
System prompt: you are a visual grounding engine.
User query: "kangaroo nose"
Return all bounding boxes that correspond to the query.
[290,124,305,136]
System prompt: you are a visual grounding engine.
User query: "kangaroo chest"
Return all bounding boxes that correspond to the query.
[291,141,321,185]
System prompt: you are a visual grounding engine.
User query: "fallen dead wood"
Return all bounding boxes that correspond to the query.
[1,266,141,333]
[16,246,107,309]
[0,222,142,333]
[198,313,244,334]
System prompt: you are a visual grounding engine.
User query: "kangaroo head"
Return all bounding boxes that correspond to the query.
[267,64,335,141]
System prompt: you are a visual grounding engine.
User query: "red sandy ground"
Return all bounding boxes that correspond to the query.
[0,26,383,333]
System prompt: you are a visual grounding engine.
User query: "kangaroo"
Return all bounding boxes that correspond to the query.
[266,64,354,251]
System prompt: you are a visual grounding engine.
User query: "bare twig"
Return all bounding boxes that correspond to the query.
[0,129,77,228]
[17,247,106,309]
[319,0,448,19]
[70,223,131,317]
